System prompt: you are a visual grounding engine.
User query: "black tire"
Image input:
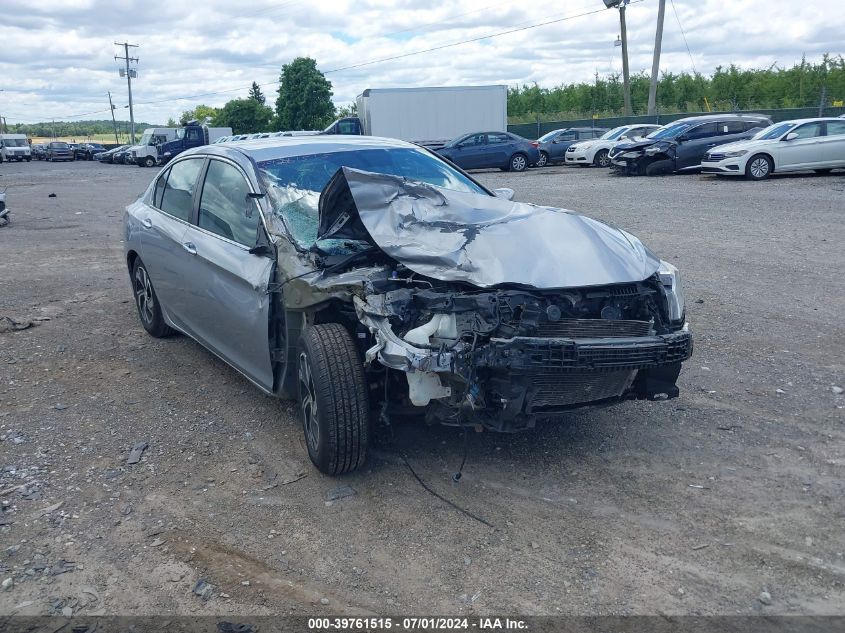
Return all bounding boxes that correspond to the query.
[297,324,369,475]
[535,151,549,168]
[143,156,156,168]
[745,154,773,180]
[26,157,31,162]
[508,153,528,172]
[131,258,173,338]
[645,159,674,176]
[593,149,611,168]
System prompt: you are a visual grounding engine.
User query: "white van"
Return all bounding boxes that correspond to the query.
[0,134,31,162]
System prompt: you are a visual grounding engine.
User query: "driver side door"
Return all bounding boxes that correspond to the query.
[179,157,276,392]
[452,133,488,169]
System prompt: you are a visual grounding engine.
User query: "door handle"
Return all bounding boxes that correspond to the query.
[182,242,197,255]
[141,218,152,229]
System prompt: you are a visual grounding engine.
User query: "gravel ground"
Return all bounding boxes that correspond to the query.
[0,159,843,617]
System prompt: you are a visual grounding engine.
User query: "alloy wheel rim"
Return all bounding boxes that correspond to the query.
[598,152,610,167]
[537,153,547,167]
[299,352,319,451]
[750,158,769,178]
[134,267,155,324]
[513,155,526,170]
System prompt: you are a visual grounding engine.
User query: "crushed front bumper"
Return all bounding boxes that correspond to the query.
[355,296,692,429]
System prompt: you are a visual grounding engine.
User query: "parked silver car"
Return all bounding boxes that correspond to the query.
[124,137,692,474]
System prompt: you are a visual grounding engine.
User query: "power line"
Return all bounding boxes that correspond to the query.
[9,1,642,122]
[670,0,698,75]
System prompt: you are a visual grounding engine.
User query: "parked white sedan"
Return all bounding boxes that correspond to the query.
[565,124,661,167]
[700,117,845,180]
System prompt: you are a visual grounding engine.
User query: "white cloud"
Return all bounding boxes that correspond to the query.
[0,0,842,124]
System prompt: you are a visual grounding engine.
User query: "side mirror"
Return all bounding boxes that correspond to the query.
[784,132,798,141]
[248,243,273,257]
[493,188,514,201]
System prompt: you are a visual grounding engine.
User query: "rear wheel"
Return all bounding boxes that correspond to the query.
[745,154,773,180]
[298,324,369,475]
[508,153,528,172]
[593,149,611,168]
[131,259,173,338]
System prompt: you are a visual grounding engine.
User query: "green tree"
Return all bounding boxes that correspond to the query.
[248,81,266,105]
[213,98,274,134]
[335,101,357,118]
[179,104,220,125]
[275,57,335,130]
[166,117,177,127]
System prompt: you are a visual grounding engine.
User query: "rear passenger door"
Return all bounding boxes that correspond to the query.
[550,130,577,160]
[180,157,275,391]
[487,132,514,168]
[139,157,205,333]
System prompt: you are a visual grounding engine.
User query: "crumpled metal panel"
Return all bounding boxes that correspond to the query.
[329,167,662,289]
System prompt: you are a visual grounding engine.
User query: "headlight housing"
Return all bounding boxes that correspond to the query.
[644,145,664,155]
[721,149,748,158]
[658,260,685,323]
[621,151,642,158]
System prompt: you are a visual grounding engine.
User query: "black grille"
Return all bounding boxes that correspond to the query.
[536,318,651,338]
[528,371,631,411]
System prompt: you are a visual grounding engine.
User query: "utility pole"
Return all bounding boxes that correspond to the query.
[647,0,666,116]
[619,2,631,117]
[114,42,139,143]
[604,1,632,117]
[107,91,120,144]
[818,85,827,117]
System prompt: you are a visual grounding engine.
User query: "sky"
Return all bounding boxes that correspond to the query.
[0,0,843,125]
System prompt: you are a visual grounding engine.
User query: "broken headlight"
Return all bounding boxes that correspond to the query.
[658,260,685,323]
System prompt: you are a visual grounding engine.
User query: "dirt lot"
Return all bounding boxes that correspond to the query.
[1,159,843,617]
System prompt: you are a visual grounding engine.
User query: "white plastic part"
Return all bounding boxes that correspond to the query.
[403,314,456,405]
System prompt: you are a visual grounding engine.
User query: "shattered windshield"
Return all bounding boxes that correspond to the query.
[257,147,488,248]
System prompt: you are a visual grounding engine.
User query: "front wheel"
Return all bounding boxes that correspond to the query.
[298,324,369,475]
[535,152,549,168]
[745,154,772,180]
[509,153,528,172]
[143,156,156,168]
[131,259,173,338]
[593,149,611,168]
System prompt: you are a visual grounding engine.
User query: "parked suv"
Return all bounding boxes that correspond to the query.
[610,114,771,176]
[536,127,608,166]
[46,142,74,161]
[75,143,106,160]
[437,132,540,172]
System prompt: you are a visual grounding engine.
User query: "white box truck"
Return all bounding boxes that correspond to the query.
[322,85,508,147]
[0,134,32,162]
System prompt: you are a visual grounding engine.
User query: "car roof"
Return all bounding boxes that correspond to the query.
[771,117,844,125]
[179,134,421,163]
[669,113,770,124]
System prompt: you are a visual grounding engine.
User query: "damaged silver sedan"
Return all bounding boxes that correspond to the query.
[123,136,692,475]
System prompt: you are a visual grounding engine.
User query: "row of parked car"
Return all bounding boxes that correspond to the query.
[29,141,107,161]
[430,113,845,180]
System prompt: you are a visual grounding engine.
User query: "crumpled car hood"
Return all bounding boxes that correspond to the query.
[317,167,661,289]
[614,139,669,152]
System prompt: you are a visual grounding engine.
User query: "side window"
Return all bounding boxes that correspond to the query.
[187,128,201,141]
[825,121,845,136]
[685,123,718,140]
[589,130,603,138]
[153,167,171,208]
[461,133,486,147]
[721,121,746,135]
[488,133,511,144]
[744,121,765,132]
[198,160,261,246]
[790,122,823,139]
[338,120,358,134]
[159,158,203,221]
[557,131,577,141]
